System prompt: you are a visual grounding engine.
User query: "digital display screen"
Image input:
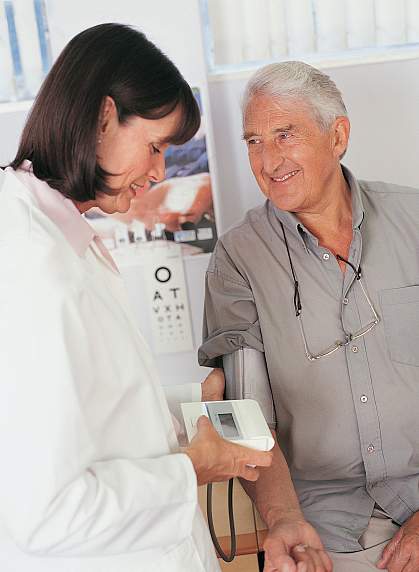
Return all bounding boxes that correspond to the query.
[218,412,239,438]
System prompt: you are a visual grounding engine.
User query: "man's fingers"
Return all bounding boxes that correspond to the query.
[377,532,402,568]
[386,555,410,572]
[377,541,395,568]
[386,543,413,572]
[403,556,417,572]
[305,546,328,572]
[319,549,333,572]
[292,545,330,572]
[264,535,296,572]
[264,553,297,572]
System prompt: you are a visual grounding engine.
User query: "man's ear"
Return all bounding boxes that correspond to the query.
[99,96,118,136]
[331,116,350,159]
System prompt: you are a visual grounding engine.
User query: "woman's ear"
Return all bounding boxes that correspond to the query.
[99,96,118,137]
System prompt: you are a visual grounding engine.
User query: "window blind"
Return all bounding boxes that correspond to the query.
[0,0,51,102]
[204,0,419,70]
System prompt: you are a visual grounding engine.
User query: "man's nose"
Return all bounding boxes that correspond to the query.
[262,141,284,175]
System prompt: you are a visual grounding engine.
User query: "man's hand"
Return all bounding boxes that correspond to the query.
[263,512,332,572]
[201,367,224,402]
[185,416,272,485]
[377,512,419,572]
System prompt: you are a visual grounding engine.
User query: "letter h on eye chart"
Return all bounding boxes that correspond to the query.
[143,243,194,354]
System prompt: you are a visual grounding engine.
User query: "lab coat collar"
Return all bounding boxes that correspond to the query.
[12,160,95,258]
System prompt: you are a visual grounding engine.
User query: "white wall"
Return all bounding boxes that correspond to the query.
[208,57,419,233]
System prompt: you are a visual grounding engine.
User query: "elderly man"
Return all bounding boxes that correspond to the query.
[199,61,419,572]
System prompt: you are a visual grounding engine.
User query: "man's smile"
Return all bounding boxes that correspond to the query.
[270,169,300,183]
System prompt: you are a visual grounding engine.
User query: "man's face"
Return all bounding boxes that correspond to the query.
[243,94,347,214]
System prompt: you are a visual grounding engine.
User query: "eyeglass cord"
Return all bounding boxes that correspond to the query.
[280,223,302,316]
[280,222,361,316]
[336,254,361,279]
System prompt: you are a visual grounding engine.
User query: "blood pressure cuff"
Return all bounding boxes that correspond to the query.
[223,348,276,429]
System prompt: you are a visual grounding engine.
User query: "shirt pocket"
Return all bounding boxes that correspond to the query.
[380,285,419,366]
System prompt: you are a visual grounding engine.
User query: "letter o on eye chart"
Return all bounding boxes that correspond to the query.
[155,266,172,283]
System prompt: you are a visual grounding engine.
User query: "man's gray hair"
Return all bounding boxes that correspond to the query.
[242,61,347,131]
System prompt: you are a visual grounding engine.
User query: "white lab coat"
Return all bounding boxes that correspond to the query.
[0,169,220,571]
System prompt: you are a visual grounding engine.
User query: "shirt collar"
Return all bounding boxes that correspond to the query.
[269,164,365,250]
[11,160,95,257]
[343,164,365,230]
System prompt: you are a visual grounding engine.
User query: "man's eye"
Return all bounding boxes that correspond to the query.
[247,138,261,146]
[278,132,291,140]
[151,144,161,154]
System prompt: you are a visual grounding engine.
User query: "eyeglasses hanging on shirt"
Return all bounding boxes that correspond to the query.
[280,222,380,362]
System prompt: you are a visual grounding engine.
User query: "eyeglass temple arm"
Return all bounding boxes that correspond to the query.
[336,254,361,279]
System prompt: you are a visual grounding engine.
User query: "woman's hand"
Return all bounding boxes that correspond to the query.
[185,416,272,485]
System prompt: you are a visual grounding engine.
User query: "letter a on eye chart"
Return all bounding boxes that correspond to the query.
[143,243,194,353]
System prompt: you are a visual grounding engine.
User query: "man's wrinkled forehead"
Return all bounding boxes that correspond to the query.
[243,94,315,135]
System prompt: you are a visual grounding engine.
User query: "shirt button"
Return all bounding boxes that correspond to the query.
[360,395,368,403]
[351,345,359,353]
[322,253,330,261]
[343,298,349,305]
[367,444,375,453]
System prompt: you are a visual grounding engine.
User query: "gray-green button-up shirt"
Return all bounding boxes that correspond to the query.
[199,166,419,552]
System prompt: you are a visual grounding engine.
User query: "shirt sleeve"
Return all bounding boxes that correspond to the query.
[0,238,198,557]
[199,241,264,367]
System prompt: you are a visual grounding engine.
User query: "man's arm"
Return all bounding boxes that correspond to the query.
[200,243,331,571]
[240,440,332,572]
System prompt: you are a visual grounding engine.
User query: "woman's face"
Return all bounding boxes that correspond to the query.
[78,97,182,215]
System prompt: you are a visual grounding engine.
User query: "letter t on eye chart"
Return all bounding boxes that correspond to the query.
[143,243,194,354]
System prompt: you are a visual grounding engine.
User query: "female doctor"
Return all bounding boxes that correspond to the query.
[0,23,272,572]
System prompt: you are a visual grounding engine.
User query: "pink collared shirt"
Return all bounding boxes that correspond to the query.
[8,160,119,273]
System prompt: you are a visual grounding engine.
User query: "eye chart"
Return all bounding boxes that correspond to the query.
[142,242,194,354]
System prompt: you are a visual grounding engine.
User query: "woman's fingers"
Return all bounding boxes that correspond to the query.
[186,416,272,484]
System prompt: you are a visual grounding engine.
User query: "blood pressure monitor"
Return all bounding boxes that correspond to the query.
[181,399,275,451]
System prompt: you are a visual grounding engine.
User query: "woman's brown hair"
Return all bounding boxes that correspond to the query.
[9,23,200,202]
